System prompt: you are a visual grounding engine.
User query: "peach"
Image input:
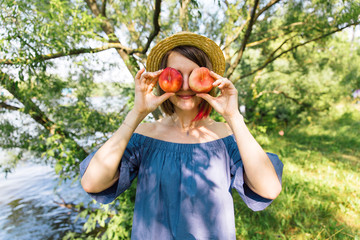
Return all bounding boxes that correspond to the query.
[189,67,214,93]
[158,67,183,92]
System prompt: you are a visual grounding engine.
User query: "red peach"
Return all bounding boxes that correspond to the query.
[189,67,215,93]
[158,67,183,92]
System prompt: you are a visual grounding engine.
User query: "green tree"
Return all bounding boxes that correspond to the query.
[1,0,359,238]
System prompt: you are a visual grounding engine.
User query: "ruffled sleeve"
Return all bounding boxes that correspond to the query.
[227,137,283,211]
[80,134,141,204]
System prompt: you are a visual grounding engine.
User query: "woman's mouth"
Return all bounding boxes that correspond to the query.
[177,94,195,99]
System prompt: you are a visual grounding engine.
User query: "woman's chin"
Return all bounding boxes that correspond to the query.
[170,96,201,111]
[175,103,197,111]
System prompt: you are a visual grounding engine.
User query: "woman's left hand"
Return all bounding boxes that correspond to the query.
[196,71,239,120]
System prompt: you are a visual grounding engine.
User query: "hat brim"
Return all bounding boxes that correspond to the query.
[146,32,225,76]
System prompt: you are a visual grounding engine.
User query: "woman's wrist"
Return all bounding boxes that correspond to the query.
[131,106,151,119]
[224,110,244,127]
[123,108,148,130]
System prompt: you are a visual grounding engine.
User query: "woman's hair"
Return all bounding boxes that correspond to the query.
[156,45,217,121]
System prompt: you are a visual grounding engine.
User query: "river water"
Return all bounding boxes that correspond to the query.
[0,162,91,239]
[0,96,132,239]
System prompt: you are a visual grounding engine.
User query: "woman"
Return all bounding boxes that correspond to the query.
[80,32,283,239]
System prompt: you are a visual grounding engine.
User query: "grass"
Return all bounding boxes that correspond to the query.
[234,102,360,239]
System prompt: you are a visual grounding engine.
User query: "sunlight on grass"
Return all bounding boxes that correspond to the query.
[234,102,360,239]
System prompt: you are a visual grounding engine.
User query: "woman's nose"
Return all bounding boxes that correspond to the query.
[181,75,190,90]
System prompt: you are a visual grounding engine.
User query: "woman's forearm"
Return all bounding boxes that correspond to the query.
[226,111,282,199]
[81,109,147,193]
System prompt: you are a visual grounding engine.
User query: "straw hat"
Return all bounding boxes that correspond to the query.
[146,32,225,76]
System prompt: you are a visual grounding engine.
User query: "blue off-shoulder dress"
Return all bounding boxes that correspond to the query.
[80,133,283,240]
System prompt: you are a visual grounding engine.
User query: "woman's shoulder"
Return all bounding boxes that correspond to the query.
[205,119,233,138]
[134,119,169,139]
[134,121,158,136]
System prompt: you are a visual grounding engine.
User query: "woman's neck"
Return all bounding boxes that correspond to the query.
[171,110,201,135]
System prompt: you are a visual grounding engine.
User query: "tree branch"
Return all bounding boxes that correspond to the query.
[17,34,40,56]
[0,43,133,65]
[222,0,281,52]
[84,0,139,75]
[85,0,162,120]
[257,21,305,37]
[53,195,114,217]
[226,0,260,79]
[0,101,20,111]
[0,71,88,156]
[237,21,360,81]
[254,89,301,105]
[267,34,298,60]
[179,0,191,31]
[222,19,249,52]
[255,0,281,19]
[245,22,306,48]
[139,0,162,54]
[101,0,107,17]
[245,35,277,48]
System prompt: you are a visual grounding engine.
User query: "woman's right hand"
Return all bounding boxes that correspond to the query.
[132,68,174,117]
